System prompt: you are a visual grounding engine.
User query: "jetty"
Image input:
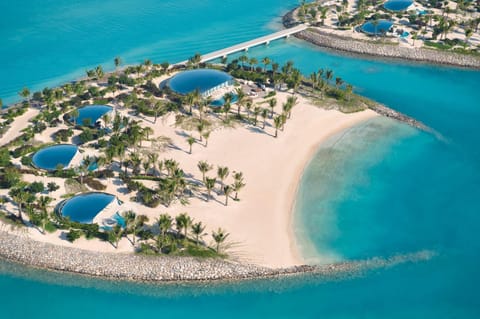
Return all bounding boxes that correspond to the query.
[177,24,308,65]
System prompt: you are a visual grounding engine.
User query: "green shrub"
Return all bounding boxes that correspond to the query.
[11,144,35,158]
[21,156,32,166]
[66,229,82,242]
[83,177,106,191]
[0,148,11,167]
[27,181,45,194]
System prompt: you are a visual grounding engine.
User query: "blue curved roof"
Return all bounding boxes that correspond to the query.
[383,0,413,11]
[168,69,233,95]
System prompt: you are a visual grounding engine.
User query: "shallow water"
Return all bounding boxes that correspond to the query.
[1,0,480,318]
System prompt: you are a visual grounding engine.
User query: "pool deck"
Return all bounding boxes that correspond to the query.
[92,198,122,226]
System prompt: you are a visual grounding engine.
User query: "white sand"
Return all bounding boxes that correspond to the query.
[0,108,39,145]
[1,91,377,268]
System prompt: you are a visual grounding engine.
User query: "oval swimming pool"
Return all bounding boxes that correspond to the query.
[32,144,78,170]
[72,105,112,126]
[60,192,116,224]
[361,20,394,35]
[168,69,234,96]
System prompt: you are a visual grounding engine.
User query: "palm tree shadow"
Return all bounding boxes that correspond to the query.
[167,143,189,154]
[246,126,273,137]
[175,130,190,138]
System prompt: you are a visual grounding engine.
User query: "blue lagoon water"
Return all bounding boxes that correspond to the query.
[74,105,112,126]
[32,144,78,170]
[60,192,116,223]
[1,0,480,318]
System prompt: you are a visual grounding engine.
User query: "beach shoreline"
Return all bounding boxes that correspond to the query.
[1,91,378,269]
[0,227,435,283]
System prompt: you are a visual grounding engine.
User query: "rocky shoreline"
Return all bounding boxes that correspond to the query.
[0,230,434,283]
[283,9,480,69]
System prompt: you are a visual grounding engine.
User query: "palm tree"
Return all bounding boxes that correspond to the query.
[114,56,122,73]
[261,108,268,129]
[223,185,232,206]
[345,84,353,101]
[184,92,195,114]
[235,87,246,116]
[205,177,216,201]
[335,77,344,89]
[249,57,258,71]
[318,79,326,100]
[253,106,261,126]
[144,59,152,70]
[95,65,104,80]
[196,122,205,141]
[191,222,206,245]
[133,214,149,245]
[122,210,137,244]
[223,92,233,118]
[71,108,80,126]
[232,171,245,201]
[202,131,211,147]
[37,196,52,234]
[152,101,164,124]
[147,153,159,175]
[108,225,123,249]
[245,101,253,121]
[310,71,318,90]
[273,116,282,138]
[262,57,271,73]
[239,55,248,69]
[101,113,111,129]
[175,212,192,239]
[271,62,279,74]
[217,166,229,191]
[157,213,172,241]
[268,98,277,118]
[187,136,195,154]
[19,87,31,101]
[197,161,212,183]
[212,228,229,253]
[325,69,333,85]
[286,95,298,118]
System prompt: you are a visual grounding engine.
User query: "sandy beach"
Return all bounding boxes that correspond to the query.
[2,91,377,268]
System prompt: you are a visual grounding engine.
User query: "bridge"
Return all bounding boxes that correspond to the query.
[176,24,308,65]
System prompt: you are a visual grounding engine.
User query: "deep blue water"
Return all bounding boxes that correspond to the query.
[168,69,233,95]
[1,0,480,318]
[61,192,115,223]
[74,105,112,126]
[31,144,78,170]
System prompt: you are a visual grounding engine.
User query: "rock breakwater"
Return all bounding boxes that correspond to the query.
[0,230,435,283]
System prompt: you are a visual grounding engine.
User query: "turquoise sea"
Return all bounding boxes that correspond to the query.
[1,1,480,318]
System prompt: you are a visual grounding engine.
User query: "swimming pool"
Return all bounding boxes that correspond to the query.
[383,0,413,11]
[210,94,238,107]
[361,20,394,35]
[32,144,78,170]
[168,69,234,96]
[60,192,116,224]
[72,105,112,126]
